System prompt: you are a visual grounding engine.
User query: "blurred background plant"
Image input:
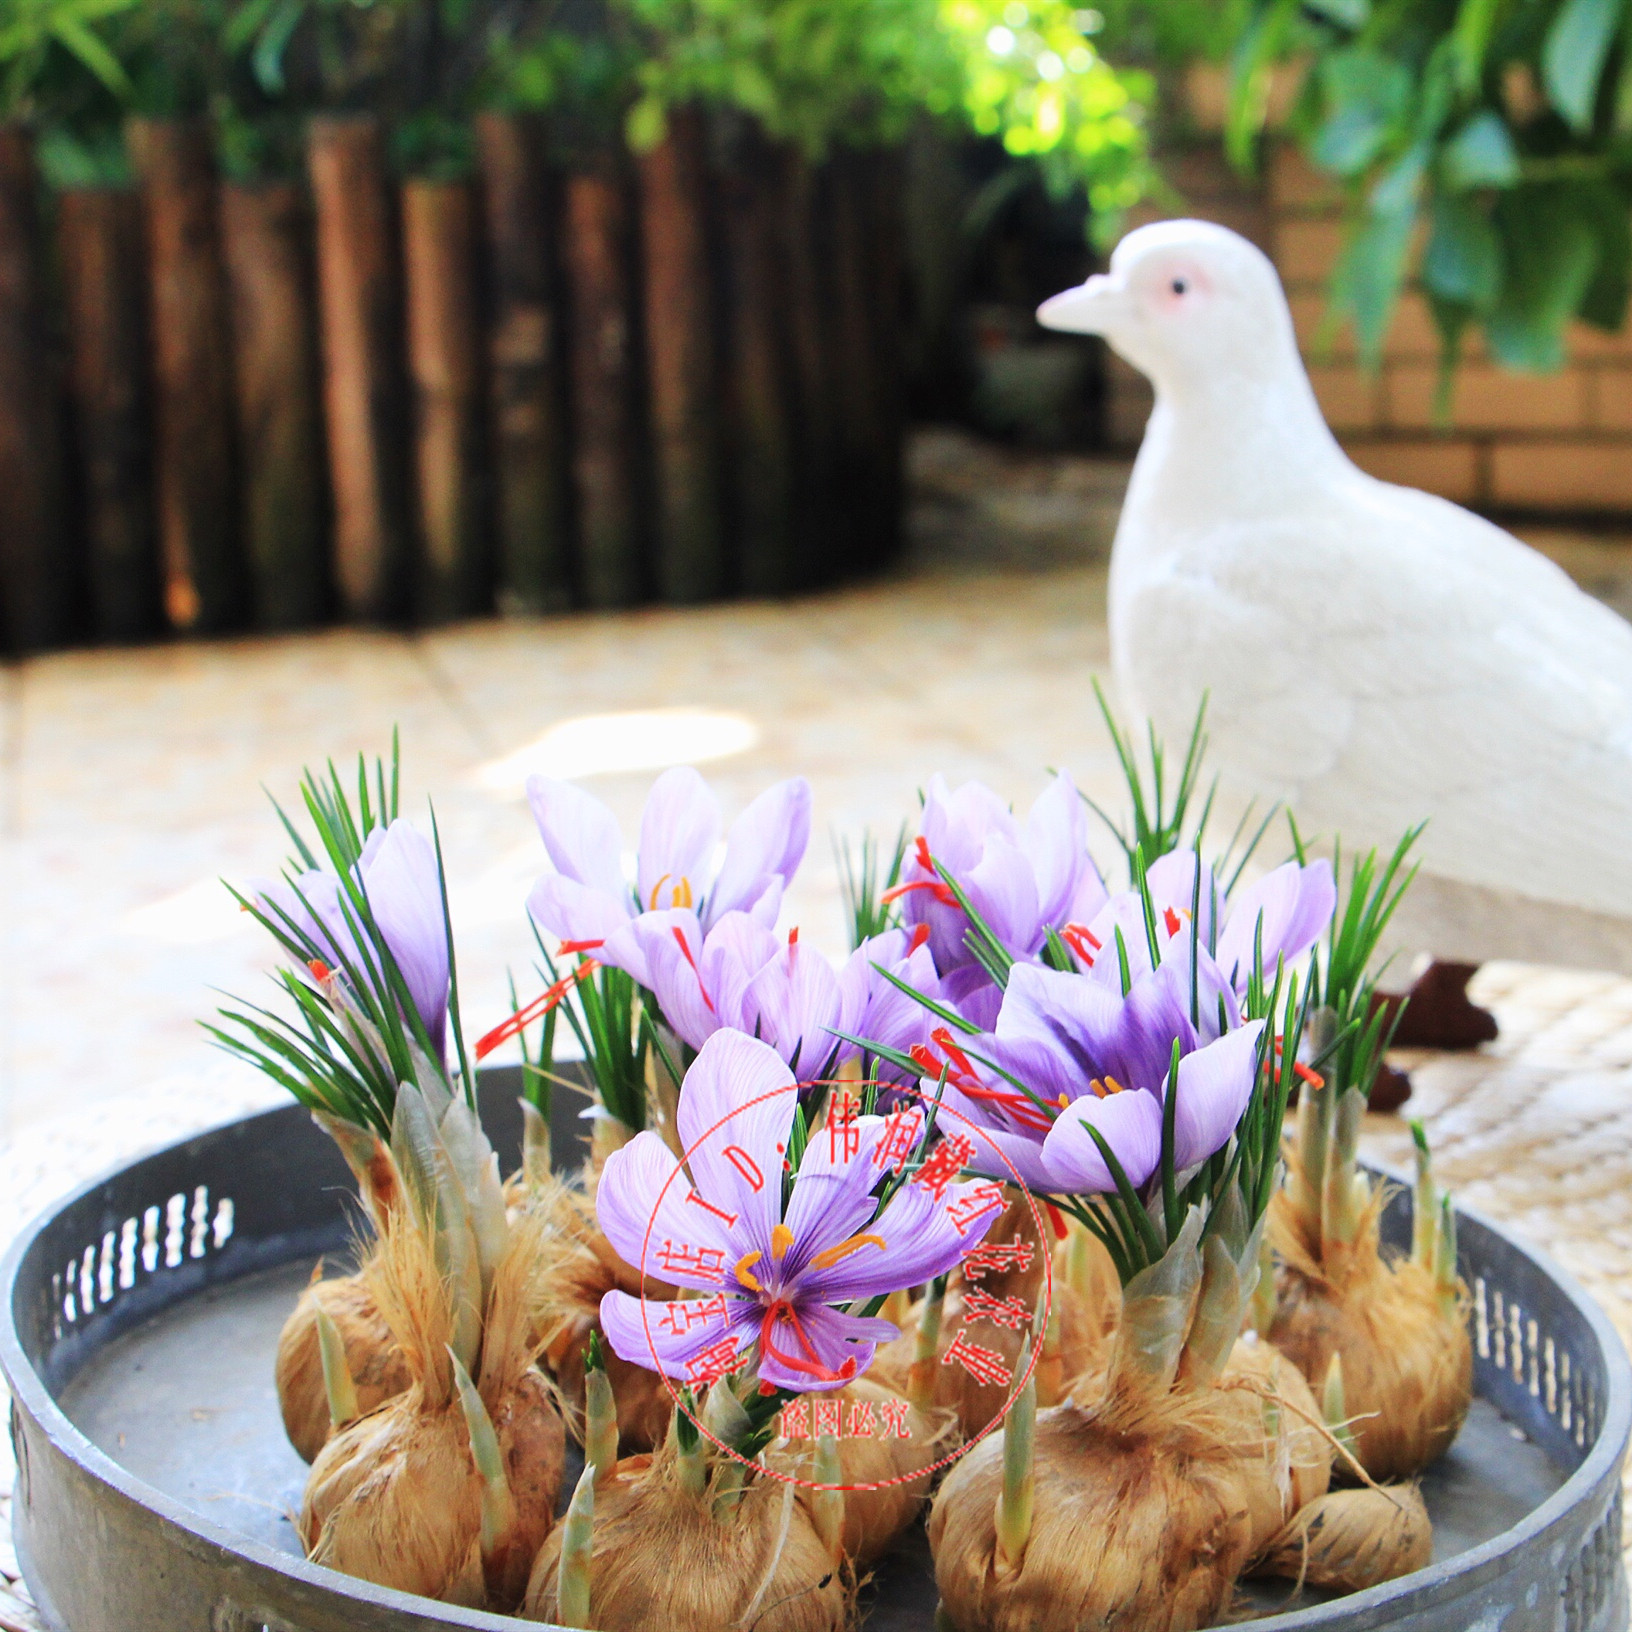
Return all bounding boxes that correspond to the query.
[1228,0,1632,378]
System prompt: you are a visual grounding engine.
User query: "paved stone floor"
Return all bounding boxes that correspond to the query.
[0,428,1629,1618]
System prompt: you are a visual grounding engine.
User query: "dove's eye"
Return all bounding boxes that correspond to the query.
[1170,277,1188,295]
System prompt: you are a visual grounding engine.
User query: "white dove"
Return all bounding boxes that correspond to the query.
[1039,217,1632,979]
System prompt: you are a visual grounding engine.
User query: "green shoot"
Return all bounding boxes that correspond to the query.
[835,823,908,950]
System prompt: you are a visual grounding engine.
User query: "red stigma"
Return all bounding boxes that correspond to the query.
[307,959,332,982]
[1163,906,1182,937]
[908,922,931,953]
[672,927,717,1014]
[474,960,596,1060]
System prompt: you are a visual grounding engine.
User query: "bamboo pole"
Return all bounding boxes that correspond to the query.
[777,148,836,589]
[717,124,796,596]
[637,109,724,603]
[827,154,884,581]
[219,180,330,630]
[128,117,245,633]
[475,112,571,614]
[0,125,71,651]
[563,164,645,609]
[404,176,490,623]
[865,148,907,567]
[57,186,160,643]
[307,115,411,623]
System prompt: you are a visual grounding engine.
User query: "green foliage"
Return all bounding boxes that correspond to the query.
[835,823,907,950]
[0,0,135,121]
[1227,0,1632,375]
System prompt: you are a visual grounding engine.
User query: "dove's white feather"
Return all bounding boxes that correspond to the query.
[1040,218,1632,946]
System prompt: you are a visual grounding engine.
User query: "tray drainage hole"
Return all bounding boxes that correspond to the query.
[1545,1336,1558,1416]
[212,1196,235,1250]
[98,1231,115,1304]
[119,1217,137,1290]
[164,1194,185,1269]
[189,1186,210,1260]
[141,1206,160,1275]
[1474,1276,1489,1358]
[79,1245,95,1316]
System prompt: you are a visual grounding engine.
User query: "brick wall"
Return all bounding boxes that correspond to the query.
[1107,136,1632,515]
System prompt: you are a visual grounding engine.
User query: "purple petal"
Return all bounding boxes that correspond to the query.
[995,961,1121,1085]
[674,1030,800,1256]
[623,910,722,1050]
[1022,771,1092,929]
[1145,850,1220,952]
[706,778,812,927]
[936,1080,1059,1191]
[1041,1088,1163,1194]
[526,872,634,956]
[637,767,721,914]
[1216,861,1335,993]
[358,821,450,1052]
[527,776,627,900]
[741,933,844,1078]
[964,835,1044,959]
[254,870,361,971]
[595,1130,734,1290]
[799,1169,1000,1302]
[600,1287,759,1381]
[757,1301,896,1394]
[943,964,1003,1030]
[1171,1020,1265,1171]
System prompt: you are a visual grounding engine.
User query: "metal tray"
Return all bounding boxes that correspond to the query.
[1,1069,1627,1632]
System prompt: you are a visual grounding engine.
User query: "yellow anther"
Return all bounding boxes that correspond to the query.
[809,1233,887,1271]
[733,1250,764,1292]
[771,1224,795,1259]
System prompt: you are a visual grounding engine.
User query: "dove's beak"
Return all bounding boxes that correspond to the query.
[1037,274,1123,336]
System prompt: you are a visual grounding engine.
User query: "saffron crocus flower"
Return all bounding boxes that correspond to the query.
[615,913,942,1086]
[596,1030,1001,1392]
[254,818,451,1055]
[891,772,1108,974]
[1063,851,1334,1003]
[1040,1019,1266,1193]
[526,767,811,953]
[914,943,1254,1193]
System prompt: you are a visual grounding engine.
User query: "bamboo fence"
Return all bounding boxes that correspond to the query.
[0,114,907,652]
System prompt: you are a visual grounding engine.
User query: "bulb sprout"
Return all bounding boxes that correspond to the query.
[811,1432,845,1562]
[584,1335,618,1486]
[315,1300,360,1431]
[908,1277,946,1410]
[555,1463,596,1628]
[996,1337,1036,1574]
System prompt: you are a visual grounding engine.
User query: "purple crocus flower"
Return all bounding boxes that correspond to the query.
[915,941,1259,1195]
[1040,1020,1265,1193]
[608,913,941,1085]
[253,819,451,1054]
[597,1030,1001,1392]
[891,772,1108,974]
[1063,851,1334,1002]
[526,768,811,953]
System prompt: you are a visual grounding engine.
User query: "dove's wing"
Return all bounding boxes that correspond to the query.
[1113,473,1632,918]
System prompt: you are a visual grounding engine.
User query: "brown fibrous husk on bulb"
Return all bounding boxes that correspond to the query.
[273,1113,414,1463]
[523,1424,853,1630]
[1258,1484,1433,1593]
[298,1177,566,1610]
[872,1194,1118,1438]
[530,1171,678,1452]
[766,1375,955,1567]
[929,1195,1438,1632]
[276,1266,413,1462]
[1267,1085,1472,1481]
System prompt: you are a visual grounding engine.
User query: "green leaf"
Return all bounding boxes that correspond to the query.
[1575,181,1632,330]
[1423,193,1501,309]
[1438,109,1520,189]
[1333,200,1419,364]
[1304,0,1369,27]
[1542,0,1623,131]
[1487,188,1601,370]
[1311,48,1411,176]
[1451,0,1509,94]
